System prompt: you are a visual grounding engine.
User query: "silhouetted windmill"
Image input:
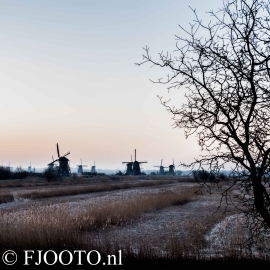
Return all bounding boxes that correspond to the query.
[91,161,96,173]
[122,155,133,175]
[77,159,87,174]
[168,159,176,175]
[132,149,147,175]
[48,156,55,169]
[47,143,71,177]
[28,162,32,173]
[7,162,13,171]
[154,159,168,175]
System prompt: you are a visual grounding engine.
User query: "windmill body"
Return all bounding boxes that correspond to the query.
[168,165,175,175]
[7,163,13,172]
[48,156,55,169]
[58,156,71,177]
[168,159,176,175]
[158,166,168,175]
[122,155,133,175]
[154,159,168,175]
[48,163,54,169]
[48,143,71,177]
[28,163,32,173]
[77,166,83,174]
[124,163,133,175]
[132,161,142,175]
[123,149,147,175]
[77,159,87,174]
[91,161,96,173]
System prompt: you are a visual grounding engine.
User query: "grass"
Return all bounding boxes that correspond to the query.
[1,180,270,268]
[16,179,177,200]
[0,193,14,203]
[73,189,193,231]
[0,189,194,251]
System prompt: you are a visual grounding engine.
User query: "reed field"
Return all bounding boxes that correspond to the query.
[0,176,270,269]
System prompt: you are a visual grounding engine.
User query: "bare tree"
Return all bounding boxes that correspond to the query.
[136,0,270,242]
[15,166,28,181]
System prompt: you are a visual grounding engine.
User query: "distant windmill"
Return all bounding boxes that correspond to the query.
[132,149,147,175]
[154,159,168,175]
[122,155,133,175]
[47,143,71,177]
[91,161,96,173]
[28,162,32,173]
[7,162,13,171]
[168,159,176,175]
[77,159,87,174]
[48,156,55,169]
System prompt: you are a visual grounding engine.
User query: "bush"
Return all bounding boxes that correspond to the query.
[0,194,14,203]
[0,166,12,180]
[15,167,29,181]
[209,173,216,182]
[82,172,98,177]
[193,169,210,181]
[43,167,58,182]
[115,170,123,176]
[219,172,227,181]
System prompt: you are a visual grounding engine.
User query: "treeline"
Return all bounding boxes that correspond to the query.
[0,166,31,181]
[0,166,107,182]
[192,169,227,182]
[0,166,59,181]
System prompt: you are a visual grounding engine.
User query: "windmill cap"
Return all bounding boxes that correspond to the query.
[59,156,69,161]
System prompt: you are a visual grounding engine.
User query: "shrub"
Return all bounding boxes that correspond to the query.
[115,170,123,176]
[43,167,58,182]
[192,169,210,181]
[0,166,12,180]
[209,173,216,183]
[219,172,227,181]
[15,167,29,181]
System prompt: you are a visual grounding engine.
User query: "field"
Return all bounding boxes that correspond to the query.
[1,175,270,269]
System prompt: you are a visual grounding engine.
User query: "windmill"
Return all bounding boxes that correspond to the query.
[77,159,87,174]
[132,149,147,175]
[91,161,96,173]
[47,143,71,177]
[168,159,176,175]
[28,162,32,173]
[154,159,168,175]
[122,155,133,175]
[7,162,13,171]
[48,156,55,169]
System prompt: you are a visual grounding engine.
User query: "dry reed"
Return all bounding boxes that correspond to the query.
[16,180,176,200]
[0,193,14,203]
[0,189,193,251]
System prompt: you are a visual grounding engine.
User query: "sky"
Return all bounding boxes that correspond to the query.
[0,0,223,171]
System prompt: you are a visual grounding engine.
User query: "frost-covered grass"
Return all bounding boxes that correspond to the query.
[0,178,179,203]
[1,181,270,264]
[0,187,193,251]
[0,193,14,203]
[15,179,177,200]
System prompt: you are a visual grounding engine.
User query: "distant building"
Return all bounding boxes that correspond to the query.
[91,165,96,173]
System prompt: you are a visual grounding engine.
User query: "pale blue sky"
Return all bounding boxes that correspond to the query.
[0,0,223,170]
